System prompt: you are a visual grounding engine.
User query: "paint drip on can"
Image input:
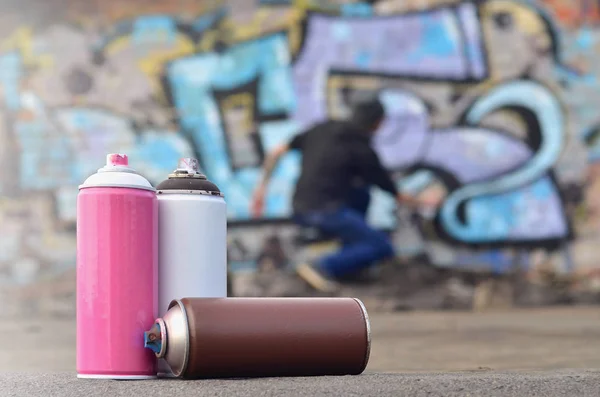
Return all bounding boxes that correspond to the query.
[144,297,371,379]
[155,158,227,377]
[77,153,158,380]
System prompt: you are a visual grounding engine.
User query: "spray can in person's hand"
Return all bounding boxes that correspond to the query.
[144,297,371,379]
[155,158,227,377]
[77,153,158,379]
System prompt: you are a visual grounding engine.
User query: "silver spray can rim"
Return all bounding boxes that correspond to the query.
[143,299,190,378]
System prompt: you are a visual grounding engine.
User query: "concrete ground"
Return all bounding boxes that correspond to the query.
[1,306,599,395]
[2,370,600,397]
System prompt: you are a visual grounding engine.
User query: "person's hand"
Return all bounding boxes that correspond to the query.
[397,193,439,210]
[396,193,420,209]
[251,186,266,218]
[418,196,440,209]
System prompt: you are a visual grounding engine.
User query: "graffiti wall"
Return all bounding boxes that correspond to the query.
[1,0,599,291]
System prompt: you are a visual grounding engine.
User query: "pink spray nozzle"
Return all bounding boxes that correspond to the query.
[107,153,129,167]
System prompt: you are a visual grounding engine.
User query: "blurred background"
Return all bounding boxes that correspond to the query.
[0,0,599,374]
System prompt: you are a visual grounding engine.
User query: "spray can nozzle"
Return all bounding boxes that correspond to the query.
[106,153,129,167]
[144,323,164,356]
[169,157,207,179]
[96,153,137,174]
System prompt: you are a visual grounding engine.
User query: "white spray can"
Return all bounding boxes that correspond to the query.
[155,157,227,377]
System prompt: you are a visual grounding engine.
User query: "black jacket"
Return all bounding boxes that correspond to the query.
[288,120,398,213]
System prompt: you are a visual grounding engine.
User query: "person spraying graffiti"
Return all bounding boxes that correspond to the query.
[251,97,437,292]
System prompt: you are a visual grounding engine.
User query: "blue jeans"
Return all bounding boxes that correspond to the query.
[294,207,395,278]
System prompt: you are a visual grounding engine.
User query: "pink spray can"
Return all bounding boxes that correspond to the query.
[77,153,158,379]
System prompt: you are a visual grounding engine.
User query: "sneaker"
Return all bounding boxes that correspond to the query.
[296,262,340,293]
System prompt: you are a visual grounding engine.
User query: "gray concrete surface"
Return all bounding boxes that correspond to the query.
[3,306,599,372]
[1,370,599,397]
[2,306,599,395]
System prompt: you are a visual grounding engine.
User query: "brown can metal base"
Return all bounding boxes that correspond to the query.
[145,297,371,379]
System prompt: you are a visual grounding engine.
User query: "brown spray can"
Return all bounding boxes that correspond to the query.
[143,297,371,379]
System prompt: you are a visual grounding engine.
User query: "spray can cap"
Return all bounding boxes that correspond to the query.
[79,153,155,191]
[156,157,223,196]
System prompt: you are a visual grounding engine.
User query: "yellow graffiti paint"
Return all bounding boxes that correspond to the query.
[326,75,380,119]
[104,36,130,56]
[480,0,551,84]
[0,27,53,69]
[197,30,220,52]
[103,33,195,98]
[198,6,301,48]
[220,93,255,138]
[1,27,32,53]
[482,0,548,36]
[293,0,338,13]
[293,0,310,9]
[137,37,196,94]
[193,2,306,58]
[285,10,305,55]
